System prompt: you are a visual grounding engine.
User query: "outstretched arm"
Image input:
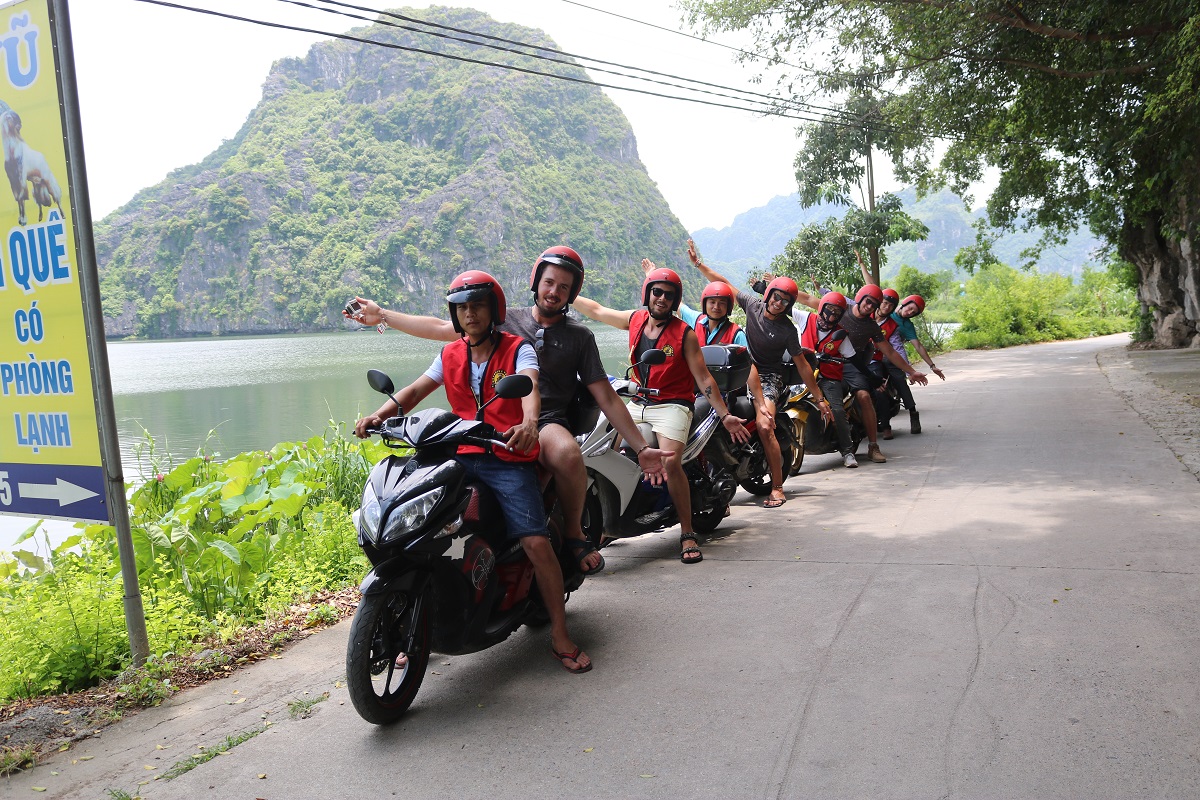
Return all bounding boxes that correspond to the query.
[877,339,928,385]
[346,297,457,342]
[909,338,945,380]
[687,239,736,286]
[574,295,634,330]
[855,249,871,286]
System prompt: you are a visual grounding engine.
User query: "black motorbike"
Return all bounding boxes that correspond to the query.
[345,370,586,724]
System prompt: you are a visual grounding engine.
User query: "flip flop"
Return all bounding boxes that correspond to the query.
[763,495,786,509]
[564,537,605,575]
[680,533,703,564]
[550,646,592,674]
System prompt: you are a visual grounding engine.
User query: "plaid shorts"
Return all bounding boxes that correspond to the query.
[759,372,786,404]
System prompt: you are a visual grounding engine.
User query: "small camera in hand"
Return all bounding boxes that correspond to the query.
[343,299,363,317]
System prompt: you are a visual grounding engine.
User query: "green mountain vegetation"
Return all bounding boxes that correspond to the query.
[95,7,690,338]
[690,188,1103,285]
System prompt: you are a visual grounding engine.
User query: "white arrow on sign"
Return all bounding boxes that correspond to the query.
[18,478,100,507]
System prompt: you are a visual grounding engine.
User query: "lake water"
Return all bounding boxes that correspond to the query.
[0,324,634,551]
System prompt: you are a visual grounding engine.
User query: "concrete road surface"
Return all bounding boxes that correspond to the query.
[6,335,1199,800]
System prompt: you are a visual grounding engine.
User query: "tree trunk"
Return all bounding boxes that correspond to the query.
[1121,216,1200,348]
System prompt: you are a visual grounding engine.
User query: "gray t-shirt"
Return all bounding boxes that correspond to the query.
[837,300,885,353]
[499,306,607,420]
[735,290,802,376]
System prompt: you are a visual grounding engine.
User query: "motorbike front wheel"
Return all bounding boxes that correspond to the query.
[737,438,772,496]
[346,586,431,725]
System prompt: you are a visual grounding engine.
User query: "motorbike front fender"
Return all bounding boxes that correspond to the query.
[359,557,424,597]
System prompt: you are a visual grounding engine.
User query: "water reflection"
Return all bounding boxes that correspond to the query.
[2,324,632,549]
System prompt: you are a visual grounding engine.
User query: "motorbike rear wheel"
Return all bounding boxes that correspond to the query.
[346,586,431,725]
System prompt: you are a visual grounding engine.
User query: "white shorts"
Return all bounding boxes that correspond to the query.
[626,400,693,445]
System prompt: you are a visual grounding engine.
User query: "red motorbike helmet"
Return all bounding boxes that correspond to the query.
[900,294,926,315]
[642,267,683,311]
[881,288,900,305]
[529,245,585,304]
[855,284,884,307]
[764,276,800,314]
[447,270,507,334]
[700,281,736,317]
[817,290,848,325]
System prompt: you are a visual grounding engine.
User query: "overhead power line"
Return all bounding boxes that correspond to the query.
[305,0,857,123]
[127,0,932,139]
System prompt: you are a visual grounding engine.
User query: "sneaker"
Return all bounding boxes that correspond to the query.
[867,444,887,463]
[843,452,859,468]
[910,410,922,434]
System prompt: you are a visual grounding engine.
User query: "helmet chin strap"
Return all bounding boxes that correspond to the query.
[467,328,496,348]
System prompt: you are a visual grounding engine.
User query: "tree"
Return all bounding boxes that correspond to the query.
[684,0,1200,347]
[789,87,929,285]
[770,193,928,289]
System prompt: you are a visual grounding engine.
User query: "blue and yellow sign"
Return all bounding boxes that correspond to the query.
[0,0,105,521]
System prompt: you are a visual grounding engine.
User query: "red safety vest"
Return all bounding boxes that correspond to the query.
[871,316,899,362]
[801,317,848,381]
[693,315,741,346]
[628,310,695,403]
[441,333,538,463]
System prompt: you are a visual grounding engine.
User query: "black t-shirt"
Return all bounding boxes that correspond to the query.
[735,290,802,375]
[837,301,885,353]
[499,306,607,420]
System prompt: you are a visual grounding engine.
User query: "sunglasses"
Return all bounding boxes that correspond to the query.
[650,287,677,300]
[859,297,880,308]
[534,327,545,352]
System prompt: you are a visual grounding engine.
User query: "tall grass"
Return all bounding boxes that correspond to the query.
[0,423,391,701]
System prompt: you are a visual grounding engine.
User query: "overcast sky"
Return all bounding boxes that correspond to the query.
[67,0,906,232]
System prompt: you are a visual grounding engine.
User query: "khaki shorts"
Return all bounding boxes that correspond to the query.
[626,400,693,445]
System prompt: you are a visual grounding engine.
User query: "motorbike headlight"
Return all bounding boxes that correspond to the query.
[359,484,382,541]
[379,486,445,545]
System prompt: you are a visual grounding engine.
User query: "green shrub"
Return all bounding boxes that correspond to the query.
[0,425,391,702]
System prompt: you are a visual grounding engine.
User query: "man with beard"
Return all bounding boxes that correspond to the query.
[346,246,670,577]
[686,241,833,508]
[572,266,751,564]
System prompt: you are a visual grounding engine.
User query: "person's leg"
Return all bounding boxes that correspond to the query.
[537,422,601,574]
[869,362,893,438]
[472,456,589,671]
[818,377,854,460]
[757,374,786,507]
[885,361,921,433]
[654,429,702,563]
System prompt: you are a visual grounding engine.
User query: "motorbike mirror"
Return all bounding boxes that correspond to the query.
[367,369,403,416]
[475,374,533,420]
[367,369,395,395]
[494,374,533,399]
[624,348,667,378]
[641,349,667,366]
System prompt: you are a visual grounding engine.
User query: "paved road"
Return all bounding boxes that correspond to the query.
[8,335,1200,800]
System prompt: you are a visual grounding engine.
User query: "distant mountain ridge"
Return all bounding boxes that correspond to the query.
[690,189,1104,283]
[95,7,691,338]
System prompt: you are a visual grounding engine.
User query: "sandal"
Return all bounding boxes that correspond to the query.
[764,486,786,509]
[680,533,703,564]
[550,646,593,674]
[564,537,605,575]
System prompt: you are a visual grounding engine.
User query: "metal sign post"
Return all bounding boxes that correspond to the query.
[0,0,148,664]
